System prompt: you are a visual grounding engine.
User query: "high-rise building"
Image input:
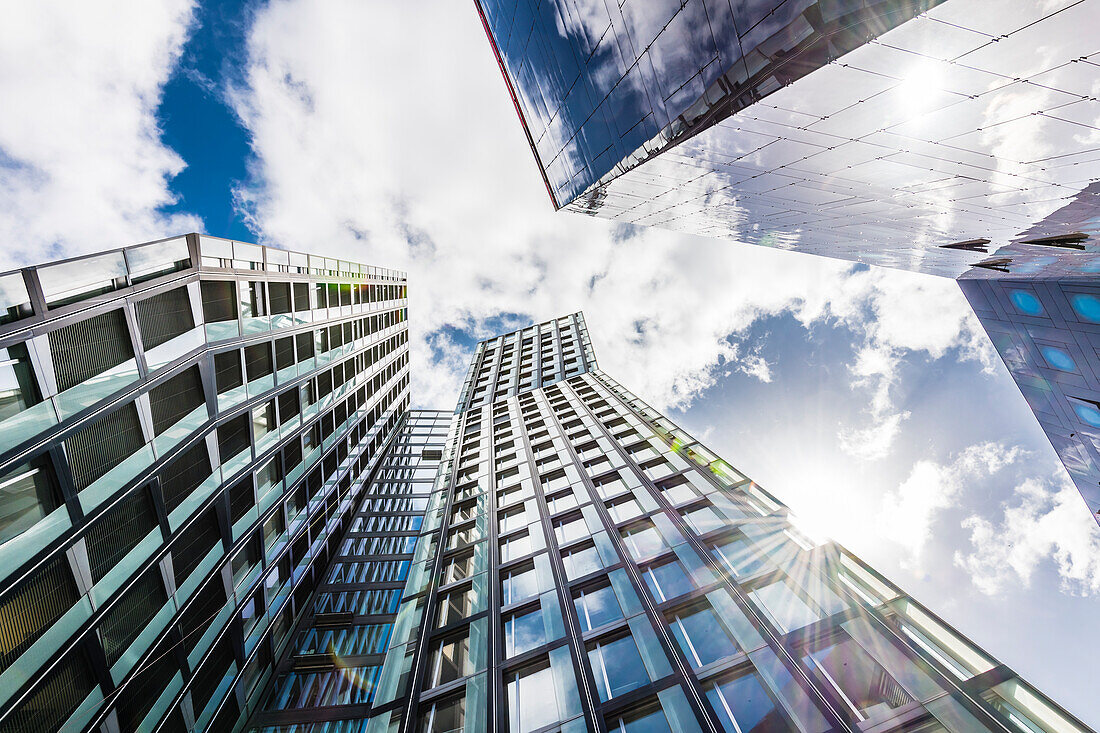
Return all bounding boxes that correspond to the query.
[246,313,1090,733]
[0,234,409,733]
[473,0,1100,522]
[0,235,1089,732]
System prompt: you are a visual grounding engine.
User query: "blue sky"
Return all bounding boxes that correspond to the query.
[0,0,1097,724]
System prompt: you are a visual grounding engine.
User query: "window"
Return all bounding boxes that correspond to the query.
[274,336,295,371]
[295,331,314,361]
[172,508,220,585]
[231,536,261,591]
[262,510,285,552]
[620,521,667,561]
[0,455,61,545]
[0,343,41,422]
[436,584,475,628]
[99,569,166,664]
[5,648,97,733]
[419,694,466,733]
[217,413,251,463]
[245,342,273,382]
[159,441,212,513]
[65,402,144,491]
[48,309,134,392]
[500,531,532,563]
[504,604,546,657]
[114,634,178,731]
[712,537,769,579]
[499,506,527,534]
[200,280,237,323]
[668,602,739,668]
[441,552,474,585]
[135,287,194,350]
[705,671,790,733]
[148,366,204,434]
[749,580,822,634]
[292,282,310,312]
[252,400,276,443]
[609,701,674,733]
[588,633,650,701]
[804,637,915,723]
[505,660,559,733]
[562,542,603,580]
[606,495,643,523]
[269,281,291,314]
[228,476,255,523]
[214,350,243,394]
[501,563,539,606]
[554,515,587,544]
[426,630,472,688]
[682,503,726,535]
[243,281,267,318]
[84,487,157,583]
[574,583,623,632]
[0,555,80,675]
[657,474,698,505]
[546,489,578,514]
[642,559,694,603]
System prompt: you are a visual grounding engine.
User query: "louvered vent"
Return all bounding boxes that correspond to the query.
[5,649,95,733]
[99,568,166,665]
[85,488,157,582]
[159,441,212,514]
[172,509,220,584]
[49,308,134,392]
[0,555,79,674]
[148,365,205,434]
[135,286,194,350]
[199,280,237,322]
[66,403,144,492]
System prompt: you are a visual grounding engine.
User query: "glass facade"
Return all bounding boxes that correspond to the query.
[243,312,1090,733]
[0,229,1090,733]
[476,0,1100,525]
[0,234,409,733]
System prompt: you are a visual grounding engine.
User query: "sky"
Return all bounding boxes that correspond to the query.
[0,0,1097,724]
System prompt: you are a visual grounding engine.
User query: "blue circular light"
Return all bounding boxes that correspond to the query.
[1009,290,1043,316]
[1041,346,1076,372]
[1071,294,1100,323]
[1073,403,1100,428]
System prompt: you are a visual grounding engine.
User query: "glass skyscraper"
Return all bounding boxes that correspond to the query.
[0,243,1090,731]
[0,234,409,732]
[473,0,1100,523]
[248,313,1087,733]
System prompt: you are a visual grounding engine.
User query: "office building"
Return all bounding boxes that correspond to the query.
[0,234,409,732]
[473,0,1100,521]
[247,314,1090,733]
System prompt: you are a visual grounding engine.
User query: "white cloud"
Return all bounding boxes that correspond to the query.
[822,267,995,459]
[880,442,1021,569]
[955,475,1100,596]
[0,1,201,269]
[231,0,992,433]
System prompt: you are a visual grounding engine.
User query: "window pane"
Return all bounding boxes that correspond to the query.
[562,544,602,580]
[506,662,559,733]
[504,605,547,657]
[804,638,914,723]
[706,672,790,733]
[750,580,821,634]
[574,584,623,632]
[588,634,649,701]
[669,604,738,668]
[0,456,60,545]
[502,565,539,605]
[642,560,693,603]
[428,631,471,687]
